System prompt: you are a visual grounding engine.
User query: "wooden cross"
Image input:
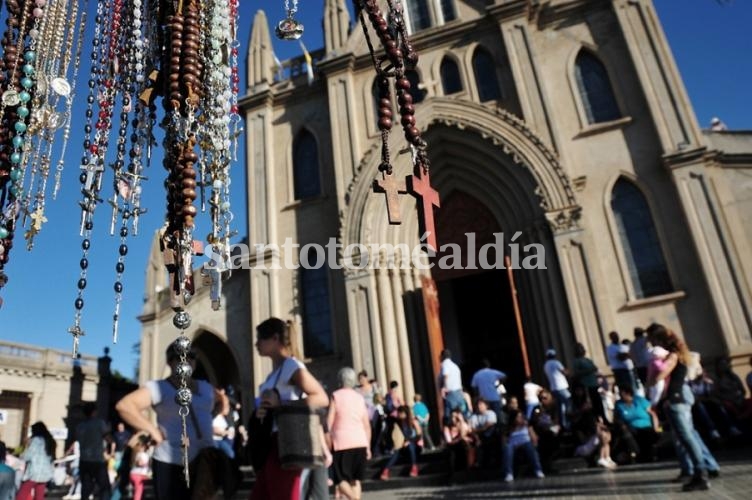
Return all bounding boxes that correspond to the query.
[407,167,440,251]
[373,172,407,225]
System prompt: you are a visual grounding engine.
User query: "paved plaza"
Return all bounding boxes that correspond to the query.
[365,452,752,499]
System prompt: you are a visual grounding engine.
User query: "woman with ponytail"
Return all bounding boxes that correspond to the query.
[250,318,329,500]
[17,422,56,499]
[647,323,718,492]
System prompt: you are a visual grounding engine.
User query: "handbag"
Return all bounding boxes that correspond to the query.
[276,405,325,470]
[272,358,325,470]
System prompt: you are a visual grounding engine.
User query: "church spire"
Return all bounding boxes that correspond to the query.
[248,10,274,88]
[324,0,350,54]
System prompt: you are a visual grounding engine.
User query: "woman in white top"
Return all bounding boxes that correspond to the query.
[116,341,215,500]
[250,318,329,500]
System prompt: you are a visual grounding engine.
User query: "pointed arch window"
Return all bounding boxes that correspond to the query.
[440,0,456,22]
[299,258,334,357]
[611,178,672,298]
[293,130,321,200]
[472,48,502,102]
[407,0,431,32]
[440,57,462,95]
[405,70,426,103]
[575,50,621,124]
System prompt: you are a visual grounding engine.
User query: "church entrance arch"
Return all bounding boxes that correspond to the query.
[191,331,241,396]
[341,98,580,407]
[432,191,527,394]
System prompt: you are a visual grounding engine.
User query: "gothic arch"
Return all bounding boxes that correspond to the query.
[341,97,579,248]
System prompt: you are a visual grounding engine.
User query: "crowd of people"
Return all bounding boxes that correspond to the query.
[2,320,752,499]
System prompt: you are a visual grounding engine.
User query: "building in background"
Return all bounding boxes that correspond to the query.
[139,0,752,417]
[0,341,98,455]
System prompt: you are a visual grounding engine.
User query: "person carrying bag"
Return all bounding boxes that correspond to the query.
[250,318,329,500]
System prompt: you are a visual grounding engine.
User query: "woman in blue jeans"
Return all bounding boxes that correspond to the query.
[649,323,716,492]
[380,406,422,480]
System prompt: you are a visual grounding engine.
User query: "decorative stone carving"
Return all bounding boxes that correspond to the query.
[545,206,583,234]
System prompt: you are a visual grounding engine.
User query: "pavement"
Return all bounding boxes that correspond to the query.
[363,450,752,499]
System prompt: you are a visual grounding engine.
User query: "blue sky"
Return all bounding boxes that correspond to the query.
[1,0,750,379]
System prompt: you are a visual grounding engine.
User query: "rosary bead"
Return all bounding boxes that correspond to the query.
[182,205,197,217]
[396,78,411,90]
[74,298,84,310]
[0,228,8,239]
[175,387,192,407]
[401,103,415,115]
[10,152,21,164]
[14,122,27,133]
[401,114,416,127]
[23,51,36,63]
[82,239,90,250]
[77,278,87,290]
[9,169,21,181]
[19,91,30,102]
[32,8,43,18]
[120,226,128,237]
[378,117,392,130]
[79,172,87,184]
[119,244,128,256]
[114,281,123,293]
[116,262,125,273]
[12,135,24,147]
[22,64,34,75]
[85,221,93,230]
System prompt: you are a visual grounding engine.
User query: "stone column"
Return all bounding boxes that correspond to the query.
[492,2,559,151]
[667,154,752,350]
[546,208,608,368]
[367,271,388,386]
[612,0,701,151]
[375,253,402,386]
[391,256,415,403]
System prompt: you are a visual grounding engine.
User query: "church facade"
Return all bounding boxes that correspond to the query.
[139,0,752,412]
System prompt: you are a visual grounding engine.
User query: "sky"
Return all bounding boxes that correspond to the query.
[0,0,750,380]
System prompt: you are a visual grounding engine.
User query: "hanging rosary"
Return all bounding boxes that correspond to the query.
[0,0,239,483]
[356,0,441,250]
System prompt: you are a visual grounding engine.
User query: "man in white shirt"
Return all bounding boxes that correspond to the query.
[439,349,465,424]
[543,349,571,430]
[607,331,635,390]
[630,327,651,385]
[471,359,507,418]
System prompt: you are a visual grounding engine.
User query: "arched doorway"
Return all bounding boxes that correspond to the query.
[431,191,527,393]
[340,98,579,405]
[192,331,241,395]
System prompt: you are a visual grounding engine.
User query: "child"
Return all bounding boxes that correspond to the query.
[503,410,545,482]
[412,394,435,450]
[647,345,669,406]
[523,378,542,420]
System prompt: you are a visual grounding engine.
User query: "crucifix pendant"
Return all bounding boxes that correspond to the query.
[406,167,440,251]
[373,171,407,224]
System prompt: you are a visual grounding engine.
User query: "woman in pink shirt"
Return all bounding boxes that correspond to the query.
[328,368,371,500]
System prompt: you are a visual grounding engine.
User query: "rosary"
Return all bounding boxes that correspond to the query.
[355,0,441,250]
[0,0,239,484]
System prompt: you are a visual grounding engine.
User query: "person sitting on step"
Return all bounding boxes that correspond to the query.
[379,406,422,480]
